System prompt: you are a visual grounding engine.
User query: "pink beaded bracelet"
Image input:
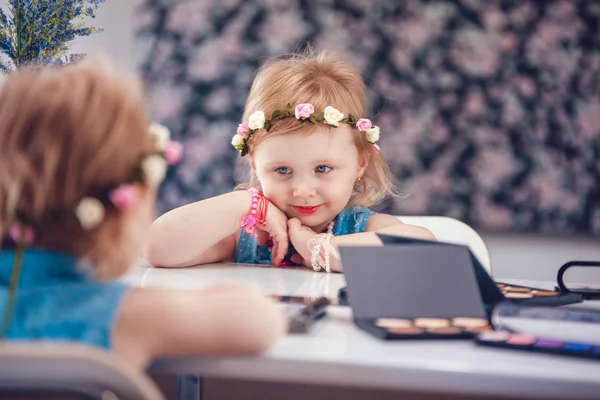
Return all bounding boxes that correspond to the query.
[241,187,268,238]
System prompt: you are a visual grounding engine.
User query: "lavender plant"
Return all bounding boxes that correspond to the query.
[0,0,107,72]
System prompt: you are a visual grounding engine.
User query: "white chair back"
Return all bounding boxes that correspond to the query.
[396,216,492,275]
[0,343,164,400]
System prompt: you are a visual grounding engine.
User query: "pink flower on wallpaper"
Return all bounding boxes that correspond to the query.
[516,76,536,98]
[463,90,485,117]
[469,147,517,191]
[501,91,524,127]
[390,46,412,71]
[400,19,431,50]
[471,195,513,230]
[529,174,569,210]
[483,10,505,31]
[187,38,241,82]
[204,88,232,115]
[577,100,600,139]
[166,1,211,34]
[499,32,519,54]
[260,11,309,54]
[451,28,500,77]
[150,85,190,122]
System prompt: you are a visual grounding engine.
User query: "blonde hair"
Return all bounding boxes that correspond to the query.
[0,62,152,279]
[239,49,399,207]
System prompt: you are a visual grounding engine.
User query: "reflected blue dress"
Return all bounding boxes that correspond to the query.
[0,249,128,350]
[234,206,375,265]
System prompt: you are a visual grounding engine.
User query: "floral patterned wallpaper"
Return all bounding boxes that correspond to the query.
[135,0,600,236]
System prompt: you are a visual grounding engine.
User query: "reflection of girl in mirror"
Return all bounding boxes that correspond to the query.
[0,62,285,369]
[147,50,435,273]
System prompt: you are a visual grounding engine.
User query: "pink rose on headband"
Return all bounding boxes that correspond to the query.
[110,184,137,210]
[356,118,372,132]
[237,122,250,137]
[164,141,183,165]
[294,103,315,119]
[9,224,34,245]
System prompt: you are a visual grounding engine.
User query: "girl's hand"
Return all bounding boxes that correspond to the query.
[256,201,289,266]
[287,218,317,268]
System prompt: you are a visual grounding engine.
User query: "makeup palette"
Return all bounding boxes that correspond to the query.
[340,245,492,341]
[358,316,492,340]
[376,234,583,309]
[476,330,600,360]
[495,282,582,306]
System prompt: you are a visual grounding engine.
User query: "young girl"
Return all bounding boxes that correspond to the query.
[0,63,286,370]
[146,50,435,272]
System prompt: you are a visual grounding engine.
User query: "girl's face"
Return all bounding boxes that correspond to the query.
[251,125,366,232]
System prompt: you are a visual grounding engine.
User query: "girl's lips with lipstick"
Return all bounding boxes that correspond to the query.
[293,205,321,214]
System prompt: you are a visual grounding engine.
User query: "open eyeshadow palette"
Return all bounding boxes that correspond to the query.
[476,330,600,360]
[364,316,492,340]
[339,245,494,340]
[495,282,582,306]
[376,234,583,309]
[476,302,600,360]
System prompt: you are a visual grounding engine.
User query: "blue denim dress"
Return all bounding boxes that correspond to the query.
[0,249,128,350]
[234,206,375,265]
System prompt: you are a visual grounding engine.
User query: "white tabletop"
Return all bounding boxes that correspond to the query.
[138,263,600,399]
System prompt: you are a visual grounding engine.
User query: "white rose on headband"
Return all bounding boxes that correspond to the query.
[323,106,344,127]
[231,134,244,147]
[142,154,168,186]
[75,197,105,230]
[248,111,266,130]
[149,123,171,151]
[365,126,380,143]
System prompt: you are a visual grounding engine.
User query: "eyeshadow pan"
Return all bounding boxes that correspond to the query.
[426,327,463,335]
[478,330,511,342]
[388,326,424,335]
[531,290,558,297]
[504,286,532,293]
[504,292,534,299]
[535,339,563,349]
[375,318,413,328]
[414,318,450,328]
[451,317,489,328]
[563,343,592,352]
[466,325,493,334]
[506,333,537,346]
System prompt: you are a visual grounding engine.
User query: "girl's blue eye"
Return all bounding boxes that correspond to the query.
[275,167,292,175]
[315,165,332,173]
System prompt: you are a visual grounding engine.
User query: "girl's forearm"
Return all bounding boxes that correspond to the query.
[144,191,251,267]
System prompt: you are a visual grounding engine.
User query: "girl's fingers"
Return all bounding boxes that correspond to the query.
[256,229,268,246]
[290,253,305,266]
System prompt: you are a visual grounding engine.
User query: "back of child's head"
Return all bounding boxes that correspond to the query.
[240,49,397,207]
[0,62,154,279]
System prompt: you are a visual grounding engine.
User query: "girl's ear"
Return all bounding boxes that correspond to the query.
[357,154,369,180]
[248,157,260,181]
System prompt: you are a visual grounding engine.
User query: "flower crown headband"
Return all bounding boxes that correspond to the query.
[231,103,381,156]
[6,123,183,245]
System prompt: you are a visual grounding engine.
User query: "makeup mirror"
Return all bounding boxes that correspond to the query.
[557,261,600,298]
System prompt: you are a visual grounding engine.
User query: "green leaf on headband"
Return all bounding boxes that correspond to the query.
[314,113,324,122]
[264,122,271,131]
[309,116,317,124]
[347,115,357,124]
[272,110,281,119]
[285,103,292,114]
